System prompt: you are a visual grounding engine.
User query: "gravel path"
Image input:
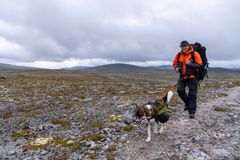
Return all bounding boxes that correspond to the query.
[117,87,240,160]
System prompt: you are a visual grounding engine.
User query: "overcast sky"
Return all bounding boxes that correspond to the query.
[0,0,240,69]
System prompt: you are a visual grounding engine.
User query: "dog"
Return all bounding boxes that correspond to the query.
[135,90,173,142]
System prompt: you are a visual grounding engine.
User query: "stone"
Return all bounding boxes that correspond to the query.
[179,143,189,152]
[123,110,135,125]
[187,149,210,160]
[173,140,182,147]
[194,135,209,145]
[86,141,97,149]
[8,150,16,156]
[103,144,109,151]
[213,148,231,157]
[40,150,48,155]
[30,137,53,146]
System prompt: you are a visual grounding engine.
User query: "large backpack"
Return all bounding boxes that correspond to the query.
[192,42,209,82]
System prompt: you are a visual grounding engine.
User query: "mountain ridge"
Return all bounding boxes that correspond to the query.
[1,63,240,73]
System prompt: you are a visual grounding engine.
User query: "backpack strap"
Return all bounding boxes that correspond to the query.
[178,52,182,62]
[191,51,195,63]
[190,52,201,85]
[177,52,181,64]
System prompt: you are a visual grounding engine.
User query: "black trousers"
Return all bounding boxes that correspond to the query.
[177,78,198,114]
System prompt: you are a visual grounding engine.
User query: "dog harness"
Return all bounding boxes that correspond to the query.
[154,104,169,116]
[147,100,169,116]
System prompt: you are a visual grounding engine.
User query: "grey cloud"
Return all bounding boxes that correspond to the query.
[0,0,240,66]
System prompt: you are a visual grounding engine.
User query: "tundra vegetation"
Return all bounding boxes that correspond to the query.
[0,69,240,159]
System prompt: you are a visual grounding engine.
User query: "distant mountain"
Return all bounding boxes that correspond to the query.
[208,67,240,73]
[63,63,240,73]
[63,66,89,70]
[73,63,161,73]
[150,66,240,73]
[149,65,173,70]
[231,68,240,71]
[0,63,44,71]
[1,62,239,73]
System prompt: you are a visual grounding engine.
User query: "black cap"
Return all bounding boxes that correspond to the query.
[180,40,189,46]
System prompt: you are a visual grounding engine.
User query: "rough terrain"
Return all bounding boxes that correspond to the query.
[118,86,240,160]
[0,71,239,160]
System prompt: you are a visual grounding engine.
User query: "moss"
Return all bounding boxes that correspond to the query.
[214,107,230,112]
[52,137,74,148]
[12,129,32,139]
[2,111,13,119]
[106,144,116,152]
[216,92,228,97]
[23,143,49,150]
[106,154,115,160]
[51,118,70,128]
[23,136,82,153]
[80,133,105,142]
[84,147,101,159]
[80,95,86,99]
[69,142,82,152]
[122,125,136,132]
[72,114,85,123]
[105,145,116,160]
[90,120,104,129]
[84,151,98,159]
[16,106,39,113]
[23,137,53,150]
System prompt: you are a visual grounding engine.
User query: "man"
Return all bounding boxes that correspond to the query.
[173,40,202,119]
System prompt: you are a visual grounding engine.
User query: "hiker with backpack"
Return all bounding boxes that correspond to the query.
[173,40,203,119]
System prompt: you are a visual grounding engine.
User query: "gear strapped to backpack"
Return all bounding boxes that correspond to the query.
[178,42,209,82]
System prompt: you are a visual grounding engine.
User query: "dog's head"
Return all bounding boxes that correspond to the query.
[134,104,153,123]
[134,104,146,120]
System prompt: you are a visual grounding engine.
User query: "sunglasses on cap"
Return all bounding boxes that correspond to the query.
[180,45,188,47]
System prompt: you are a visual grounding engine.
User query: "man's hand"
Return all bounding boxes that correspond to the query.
[186,60,191,65]
[175,67,179,72]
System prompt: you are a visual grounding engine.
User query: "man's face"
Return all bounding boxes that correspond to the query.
[180,45,189,53]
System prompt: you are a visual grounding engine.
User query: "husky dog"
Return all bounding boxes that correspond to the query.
[135,90,173,142]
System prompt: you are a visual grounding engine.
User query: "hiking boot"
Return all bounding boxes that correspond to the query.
[189,113,195,119]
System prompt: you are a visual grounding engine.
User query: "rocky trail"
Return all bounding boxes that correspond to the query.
[0,73,239,160]
[118,87,240,160]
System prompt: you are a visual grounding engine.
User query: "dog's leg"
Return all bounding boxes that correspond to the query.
[153,122,159,134]
[146,121,151,142]
[159,123,164,134]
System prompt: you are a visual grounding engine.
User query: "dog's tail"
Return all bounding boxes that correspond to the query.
[167,91,173,103]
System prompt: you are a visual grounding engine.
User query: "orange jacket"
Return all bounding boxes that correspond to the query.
[173,46,202,79]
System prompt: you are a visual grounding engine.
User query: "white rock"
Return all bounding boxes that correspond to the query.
[187,149,210,160]
[213,149,231,157]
